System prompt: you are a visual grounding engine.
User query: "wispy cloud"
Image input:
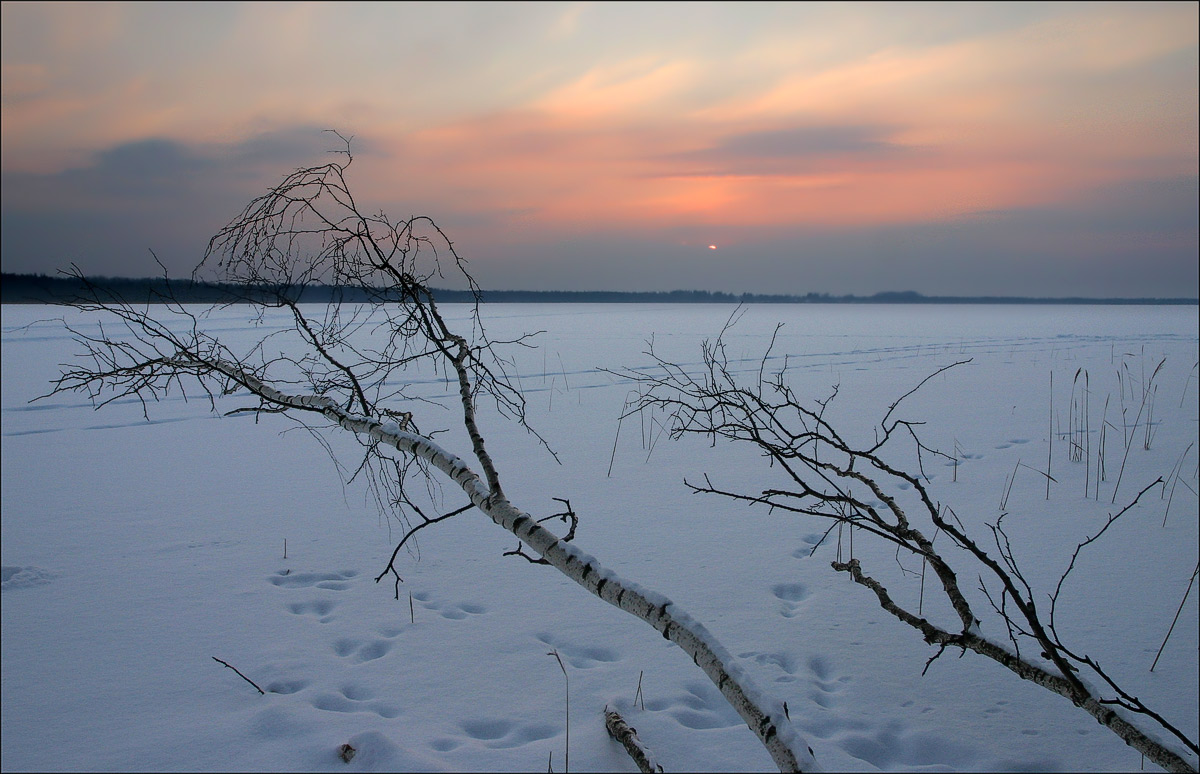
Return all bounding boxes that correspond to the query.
[1,2,1195,296]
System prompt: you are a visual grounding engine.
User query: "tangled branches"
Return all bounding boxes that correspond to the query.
[618,314,1197,773]
[41,139,816,772]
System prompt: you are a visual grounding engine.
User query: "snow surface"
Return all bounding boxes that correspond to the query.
[2,302,1197,773]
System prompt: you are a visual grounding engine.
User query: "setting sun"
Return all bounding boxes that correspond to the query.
[0,1,1194,298]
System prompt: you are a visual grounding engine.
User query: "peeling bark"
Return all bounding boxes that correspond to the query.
[606,708,664,773]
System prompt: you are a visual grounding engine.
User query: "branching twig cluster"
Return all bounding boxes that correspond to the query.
[47,132,551,556]
[42,139,815,772]
[617,320,1197,773]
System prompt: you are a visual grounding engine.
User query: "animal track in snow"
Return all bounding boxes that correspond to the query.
[804,655,850,709]
[310,683,401,718]
[268,568,358,589]
[772,582,810,602]
[332,637,395,663]
[739,650,799,682]
[410,589,489,620]
[838,720,980,769]
[807,655,832,680]
[270,569,356,625]
[983,698,1010,716]
[265,679,310,695]
[287,599,337,622]
[459,718,558,749]
[644,680,743,731]
[744,650,849,710]
[771,582,811,618]
[791,533,826,559]
[534,631,619,669]
[339,683,374,701]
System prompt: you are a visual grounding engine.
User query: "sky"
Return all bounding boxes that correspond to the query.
[1,1,1197,298]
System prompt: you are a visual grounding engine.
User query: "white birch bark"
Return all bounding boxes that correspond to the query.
[605,707,664,773]
[209,359,818,772]
[834,558,1198,773]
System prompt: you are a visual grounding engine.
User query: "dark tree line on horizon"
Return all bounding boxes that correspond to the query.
[1,271,1195,306]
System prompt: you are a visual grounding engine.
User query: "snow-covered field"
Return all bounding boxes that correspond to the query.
[2,302,1197,773]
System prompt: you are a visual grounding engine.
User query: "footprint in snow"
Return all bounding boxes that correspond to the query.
[332,637,395,663]
[739,650,799,682]
[410,589,489,621]
[458,718,558,749]
[808,655,832,680]
[791,533,826,559]
[310,683,401,718]
[771,582,811,618]
[804,655,850,709]
[838,720,980,769]
[643,680,743,731]
[287,599,337,622]
[270,569,357,624]
[268,568,358,589]
[535,631,620,669]
[983,698,1010,716]
[738,652,849,711]
[264,679,310,695]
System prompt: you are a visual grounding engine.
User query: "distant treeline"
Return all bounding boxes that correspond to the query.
[2,273,1196,306]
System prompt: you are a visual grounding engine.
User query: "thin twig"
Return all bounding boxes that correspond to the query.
[1151,563,1199,673]
[211,657,265,695]
[548,649,569,773]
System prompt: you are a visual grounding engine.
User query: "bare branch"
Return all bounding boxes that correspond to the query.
[616,317,1197,773]
[45,137,816,773]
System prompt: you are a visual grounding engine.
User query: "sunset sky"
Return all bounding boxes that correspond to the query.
[2,1,1197,297]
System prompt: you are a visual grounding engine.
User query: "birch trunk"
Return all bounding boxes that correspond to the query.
[605,708,664,773]
[834,558,1197,773]
[211,360,817,772]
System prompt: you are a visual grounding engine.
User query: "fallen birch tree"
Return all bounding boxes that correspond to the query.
[42,136,816,773]
[606,707,665,773]
[615,320,1198,773]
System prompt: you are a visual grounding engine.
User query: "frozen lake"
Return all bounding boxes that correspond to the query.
[3,302,1197,772]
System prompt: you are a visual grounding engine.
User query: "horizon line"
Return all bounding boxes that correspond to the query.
[1,272,1196,306]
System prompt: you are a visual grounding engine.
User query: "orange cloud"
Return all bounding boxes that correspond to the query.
[358,100,1144,242]
[3,0,1194,281]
